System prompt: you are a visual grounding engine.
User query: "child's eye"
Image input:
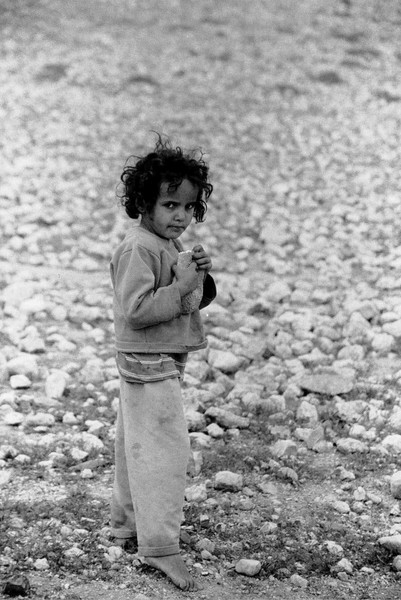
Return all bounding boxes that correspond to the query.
[186,203,195,211]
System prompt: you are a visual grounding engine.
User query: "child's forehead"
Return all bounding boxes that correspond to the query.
[159,179,198,196]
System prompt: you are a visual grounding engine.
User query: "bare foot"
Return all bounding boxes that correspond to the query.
[142,554,202,591]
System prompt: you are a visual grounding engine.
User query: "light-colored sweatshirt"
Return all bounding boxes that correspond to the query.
[110,225,216,354]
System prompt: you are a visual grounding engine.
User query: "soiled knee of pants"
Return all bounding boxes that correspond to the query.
[131,442,142,460]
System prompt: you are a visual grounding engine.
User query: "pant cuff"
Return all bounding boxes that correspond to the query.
[139,543,180,557]
[110,527,137,539]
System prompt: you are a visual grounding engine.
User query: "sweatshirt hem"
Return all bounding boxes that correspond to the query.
[115,341,208,353]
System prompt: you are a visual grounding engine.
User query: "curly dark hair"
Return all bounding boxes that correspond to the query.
[118,134,213,222]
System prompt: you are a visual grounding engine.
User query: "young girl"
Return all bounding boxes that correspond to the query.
[109,136,216,591]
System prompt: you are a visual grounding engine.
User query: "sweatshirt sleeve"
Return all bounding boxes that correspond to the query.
[113,244,182,330]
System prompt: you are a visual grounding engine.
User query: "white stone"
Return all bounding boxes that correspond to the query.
[336,558,353,573]
[7,353,39,378]
[296,401,319,424]
[103,379,120,393]
[185,409,207,432]
[349,424,367,439]
[71,432,104,452]
[336,438,368,453]
[353,486,366,502]
[343,312,371,338]
[106,546,123,562]
[20,335,46,353]
[185,483,208,503]
[0,470,12,486]
[235,558,262,576]
[64,547,85,558]
[393,555,401,571]
[34,558,50,570]
[383,320,401,338]
[63,412,79,425]
[205,406,250,429]
[390,472,401,499]
[208,349,244,374]
[324,541,344,556]
[371,333,394,353]
[81,468,94,479]
[2,281,38,306]
[10,374,31,389]
[334,399,367,423]
[25,412,55,427]
[45,370,69,399]
[3,411,24,426]
[206,422,225,438]
[80,359,105,384]
[214,470,244,491]
[332,500,350,514]
[51,305,68,321]
[85,419,105,435]
[260,521,278,534]
[264,281,291,302]
[270,439,298,458]
[189,432,212,449]
[378,534,401,553]
[337,345,365,361]
[389,408,401,433]
[14,454,31,464]
[20,295,48,315]
[382,435,401,453]
[70,448,89,462]
[289,574,308,588]
[299,370,354,396]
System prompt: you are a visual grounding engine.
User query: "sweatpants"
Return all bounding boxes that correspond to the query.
[110,377,190,557]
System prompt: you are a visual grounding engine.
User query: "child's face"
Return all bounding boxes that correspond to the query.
[140,178,198,240]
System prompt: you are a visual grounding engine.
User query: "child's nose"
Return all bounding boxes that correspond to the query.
[174,208,185,222]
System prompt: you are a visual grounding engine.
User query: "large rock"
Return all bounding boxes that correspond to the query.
[264,281,292,302]
[208,350,245,374]
[205,407,250,429]
[388,408,401,433]
[45,370,69,399]
[185,409,207,432]
[25,412,56,427]
[1,281,38,306]
[390,472,401,499]
[270,439,298,458]
[185,483,208,503]
[382,435,401,453]
[334,399,368,423]
[80,359,105,384]
[378,534,401,553]
[235,558,262,576]
[7,354,39,378]
[214,470,243,491]
[296,401,319,424]
[336,438,368,454]
[10,374,31,389]
[383,320,401,338]
[299,369,354,395]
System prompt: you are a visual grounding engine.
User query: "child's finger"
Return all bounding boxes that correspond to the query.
[192,245,205,255]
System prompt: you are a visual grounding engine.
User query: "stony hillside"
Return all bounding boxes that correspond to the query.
[2,1,401,599]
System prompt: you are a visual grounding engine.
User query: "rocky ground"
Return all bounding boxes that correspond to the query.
[2,0,401,598]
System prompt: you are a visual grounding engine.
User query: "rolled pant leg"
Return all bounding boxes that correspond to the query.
[112,377,190,556]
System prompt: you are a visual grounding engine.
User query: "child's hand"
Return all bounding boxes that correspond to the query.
[173,261,199,297]
[192,245,212,272]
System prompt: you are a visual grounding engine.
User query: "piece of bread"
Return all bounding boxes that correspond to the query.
[177,250,205,314]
